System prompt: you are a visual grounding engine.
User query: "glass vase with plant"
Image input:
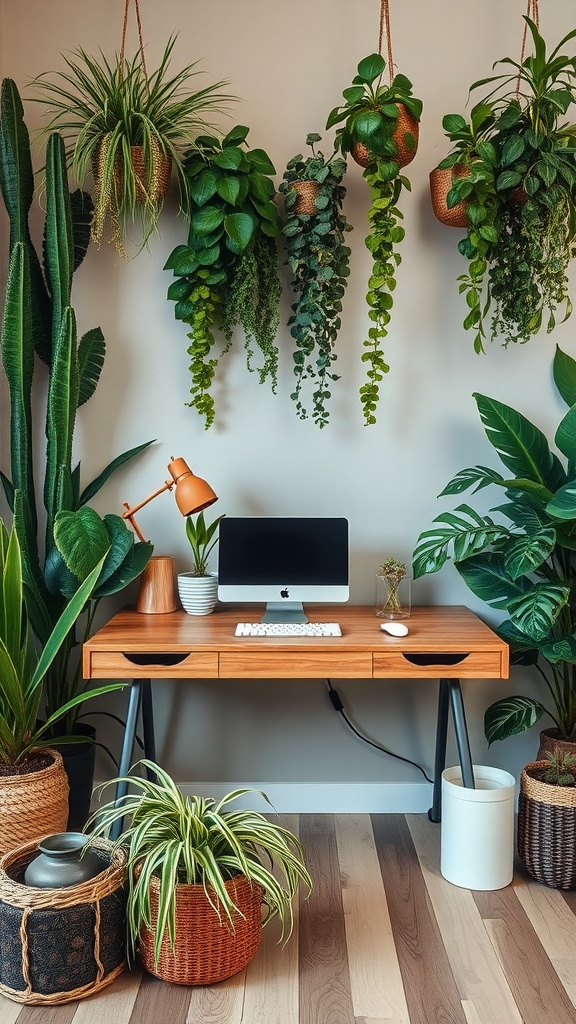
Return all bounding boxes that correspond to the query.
[164,126,282,429]
[32,35,233,254]
[376,557,410,619]
[279,133,352,428]
[326,53,422,424]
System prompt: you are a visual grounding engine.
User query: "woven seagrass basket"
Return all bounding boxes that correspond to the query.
[0,748,69,856]
[138,873,263,985]
[0,838,127,1004]
[290,180,321,215]
[352,103,419,169]
[429,166,470,228]
[128,145,172,204]
[517,761,576,890]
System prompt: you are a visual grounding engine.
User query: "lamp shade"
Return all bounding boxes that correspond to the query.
[167,458,218,516]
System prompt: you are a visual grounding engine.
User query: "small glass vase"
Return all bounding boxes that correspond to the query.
[375,574,411,620]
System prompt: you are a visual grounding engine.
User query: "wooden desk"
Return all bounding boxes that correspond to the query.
[83,605,509,829]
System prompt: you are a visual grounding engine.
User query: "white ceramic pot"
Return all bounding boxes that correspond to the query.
[440,765,516,890]
[177,572,218,615]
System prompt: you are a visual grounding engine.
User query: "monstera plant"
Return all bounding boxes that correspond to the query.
[413,345,576,747]
[0,79,153,733]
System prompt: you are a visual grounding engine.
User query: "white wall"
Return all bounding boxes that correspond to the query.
[3,0,576,806]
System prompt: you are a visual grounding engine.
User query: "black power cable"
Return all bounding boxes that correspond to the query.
[326,679,433,784]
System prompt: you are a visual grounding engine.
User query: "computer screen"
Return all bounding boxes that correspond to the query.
[217,517,349,622]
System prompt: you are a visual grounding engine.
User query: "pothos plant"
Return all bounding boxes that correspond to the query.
[435,18,576,352]
[278,133,352,428]
[164,125,282,429]
[326,53,422,425]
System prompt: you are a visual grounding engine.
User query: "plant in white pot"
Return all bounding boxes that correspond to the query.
[178,511,225,614]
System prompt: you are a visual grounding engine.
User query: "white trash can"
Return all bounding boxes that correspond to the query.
[441,765,516,890]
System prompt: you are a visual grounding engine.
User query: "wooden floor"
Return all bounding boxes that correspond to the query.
[3,813,576,1024]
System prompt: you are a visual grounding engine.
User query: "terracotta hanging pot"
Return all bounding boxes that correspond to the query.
[352,103,419,169]
[429,165,470,228]
[128,145,172,204]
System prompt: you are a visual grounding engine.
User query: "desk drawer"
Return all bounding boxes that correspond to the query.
[86,651,219,679]
[373,650,506,678]
[219,652,372,678]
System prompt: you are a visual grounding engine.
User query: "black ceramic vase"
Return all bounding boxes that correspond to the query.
[23,833,104,888]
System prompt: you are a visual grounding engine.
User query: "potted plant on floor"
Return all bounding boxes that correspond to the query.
[177,509,225,615]
[412,345,576,757]
[164,125,282,428]
[87,761,313,984]
[431,17,576,351]
[0,80,154,826]
[279,133,352,428]
[326,53,422,424]
[32,35,233,254]
[518,747,576,889]
[0,520,124,854]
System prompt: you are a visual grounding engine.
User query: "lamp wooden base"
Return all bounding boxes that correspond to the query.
[136,556,177,614]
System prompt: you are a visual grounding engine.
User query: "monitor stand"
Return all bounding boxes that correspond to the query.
[261,602,308,623]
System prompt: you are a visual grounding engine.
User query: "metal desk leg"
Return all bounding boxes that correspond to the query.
[429,678,450,823]
[110,679,142,841]
[449,679,475,790]
[141,679,157,783]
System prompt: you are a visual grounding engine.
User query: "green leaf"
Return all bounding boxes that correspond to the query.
[507,583,569,641]
[473,393,566,492]
[495,169,522,190]
[546,482,576,520]
[222,125,250,146]
[553,345,576,408]
[213,147,243,170]
[354,110,384,141]
[555,406,576,463]
[189,170,218,207]
[245,149,276,175]
[79,440,154,507]
[77,327,105,407]
[223,212,254,250]
[484,696,544,745]
[357,53,385,83]
[54,506,110,580]
[442,113,467,134]
[412,505,507,579]
[216,176,241,205]
[503,528,556,579]
[456,552,530,610]
[191,206,226,235]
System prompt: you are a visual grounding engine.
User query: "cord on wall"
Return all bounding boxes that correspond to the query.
[326,680,433,784]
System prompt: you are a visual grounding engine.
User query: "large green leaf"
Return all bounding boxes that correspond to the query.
[53,506,110,580]
[357,53,385,83]
[555,405,576,463]
[484,696,544,745]
[78,440,154,507]
[507,583,570,641]
[2,244,35,516]
[69,189,92,272]
[77,327,105,407]
[546,482,576,520]
[189,169,218,207]
[553,345,576,408]
[44,305,79,544]
[353,110,384,143]
[439,466,504,496]
[412,505,508,579]
[503,528,556,579]
[456,551,531,610]
[191,206,226,235]
[540,635,576,665]
[43,133,74,341]
[473,393,566,491]
[93,539,153,598]
[223,212,254,250]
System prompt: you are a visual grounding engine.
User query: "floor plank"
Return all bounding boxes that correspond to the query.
[371,813,468,1024]
[185,971,245,1024]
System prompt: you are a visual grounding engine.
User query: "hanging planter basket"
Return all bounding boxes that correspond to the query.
[517,761,576,890]
[0,749,69,857]
[0,838,127,1004]
[352,104,419,169]
[127,145,172,204]
[429,165,470,227]
[138,872,263,985]
[290,180,322,215]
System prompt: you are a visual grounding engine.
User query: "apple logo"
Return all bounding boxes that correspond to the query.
[280,588,289,599]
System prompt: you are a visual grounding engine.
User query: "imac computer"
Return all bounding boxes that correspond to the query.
[217,517,349,622]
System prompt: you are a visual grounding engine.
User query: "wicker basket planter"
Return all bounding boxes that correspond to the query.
[429,166,470,227]
[517,761,576,890]
[138,873,263,985]
[0,838,127,1004]
[0,749,69,856]
[290,180,321,215]
[352,103,419,169]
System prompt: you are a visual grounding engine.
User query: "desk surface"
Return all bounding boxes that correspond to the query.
[83,605,509,681]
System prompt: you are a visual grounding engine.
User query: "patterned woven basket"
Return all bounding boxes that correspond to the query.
[128,145,172,204]
[290,180,321,215]
[138,873,263,985]
[517,761,576,890]
[0,838,127,1004]
[352,103,419,170]
[0,749,69,856]
[429,166,470,227]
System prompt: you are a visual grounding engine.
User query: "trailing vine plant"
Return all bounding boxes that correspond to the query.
[164,126,282,428]
[327,52,422,424]
[279,134,352,427]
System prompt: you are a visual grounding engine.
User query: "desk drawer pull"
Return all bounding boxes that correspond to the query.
[122,652,189,667]
[402,653,470,667]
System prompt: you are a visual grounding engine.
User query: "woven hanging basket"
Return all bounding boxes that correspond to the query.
[0,838,127,1004]
[352,103,419,169]
[128,145,172,204]
[138,872,263,985]
[517,761,576,890]
[290,180,321,215]
[0,749,69,856]
[429,166,470,228]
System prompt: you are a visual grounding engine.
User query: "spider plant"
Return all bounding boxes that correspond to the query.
[32,35,233,253]
[87,760,313,965]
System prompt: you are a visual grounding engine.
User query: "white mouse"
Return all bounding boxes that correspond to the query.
[380,621,409,637]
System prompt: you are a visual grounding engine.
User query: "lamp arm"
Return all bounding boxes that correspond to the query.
[122,480,174,542]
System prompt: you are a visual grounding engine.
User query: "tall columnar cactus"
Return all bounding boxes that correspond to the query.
[0,80,153,724]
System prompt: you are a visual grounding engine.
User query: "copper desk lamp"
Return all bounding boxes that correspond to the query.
[123,457,218,613]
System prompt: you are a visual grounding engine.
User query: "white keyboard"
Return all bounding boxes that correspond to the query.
[235,622,342,637]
